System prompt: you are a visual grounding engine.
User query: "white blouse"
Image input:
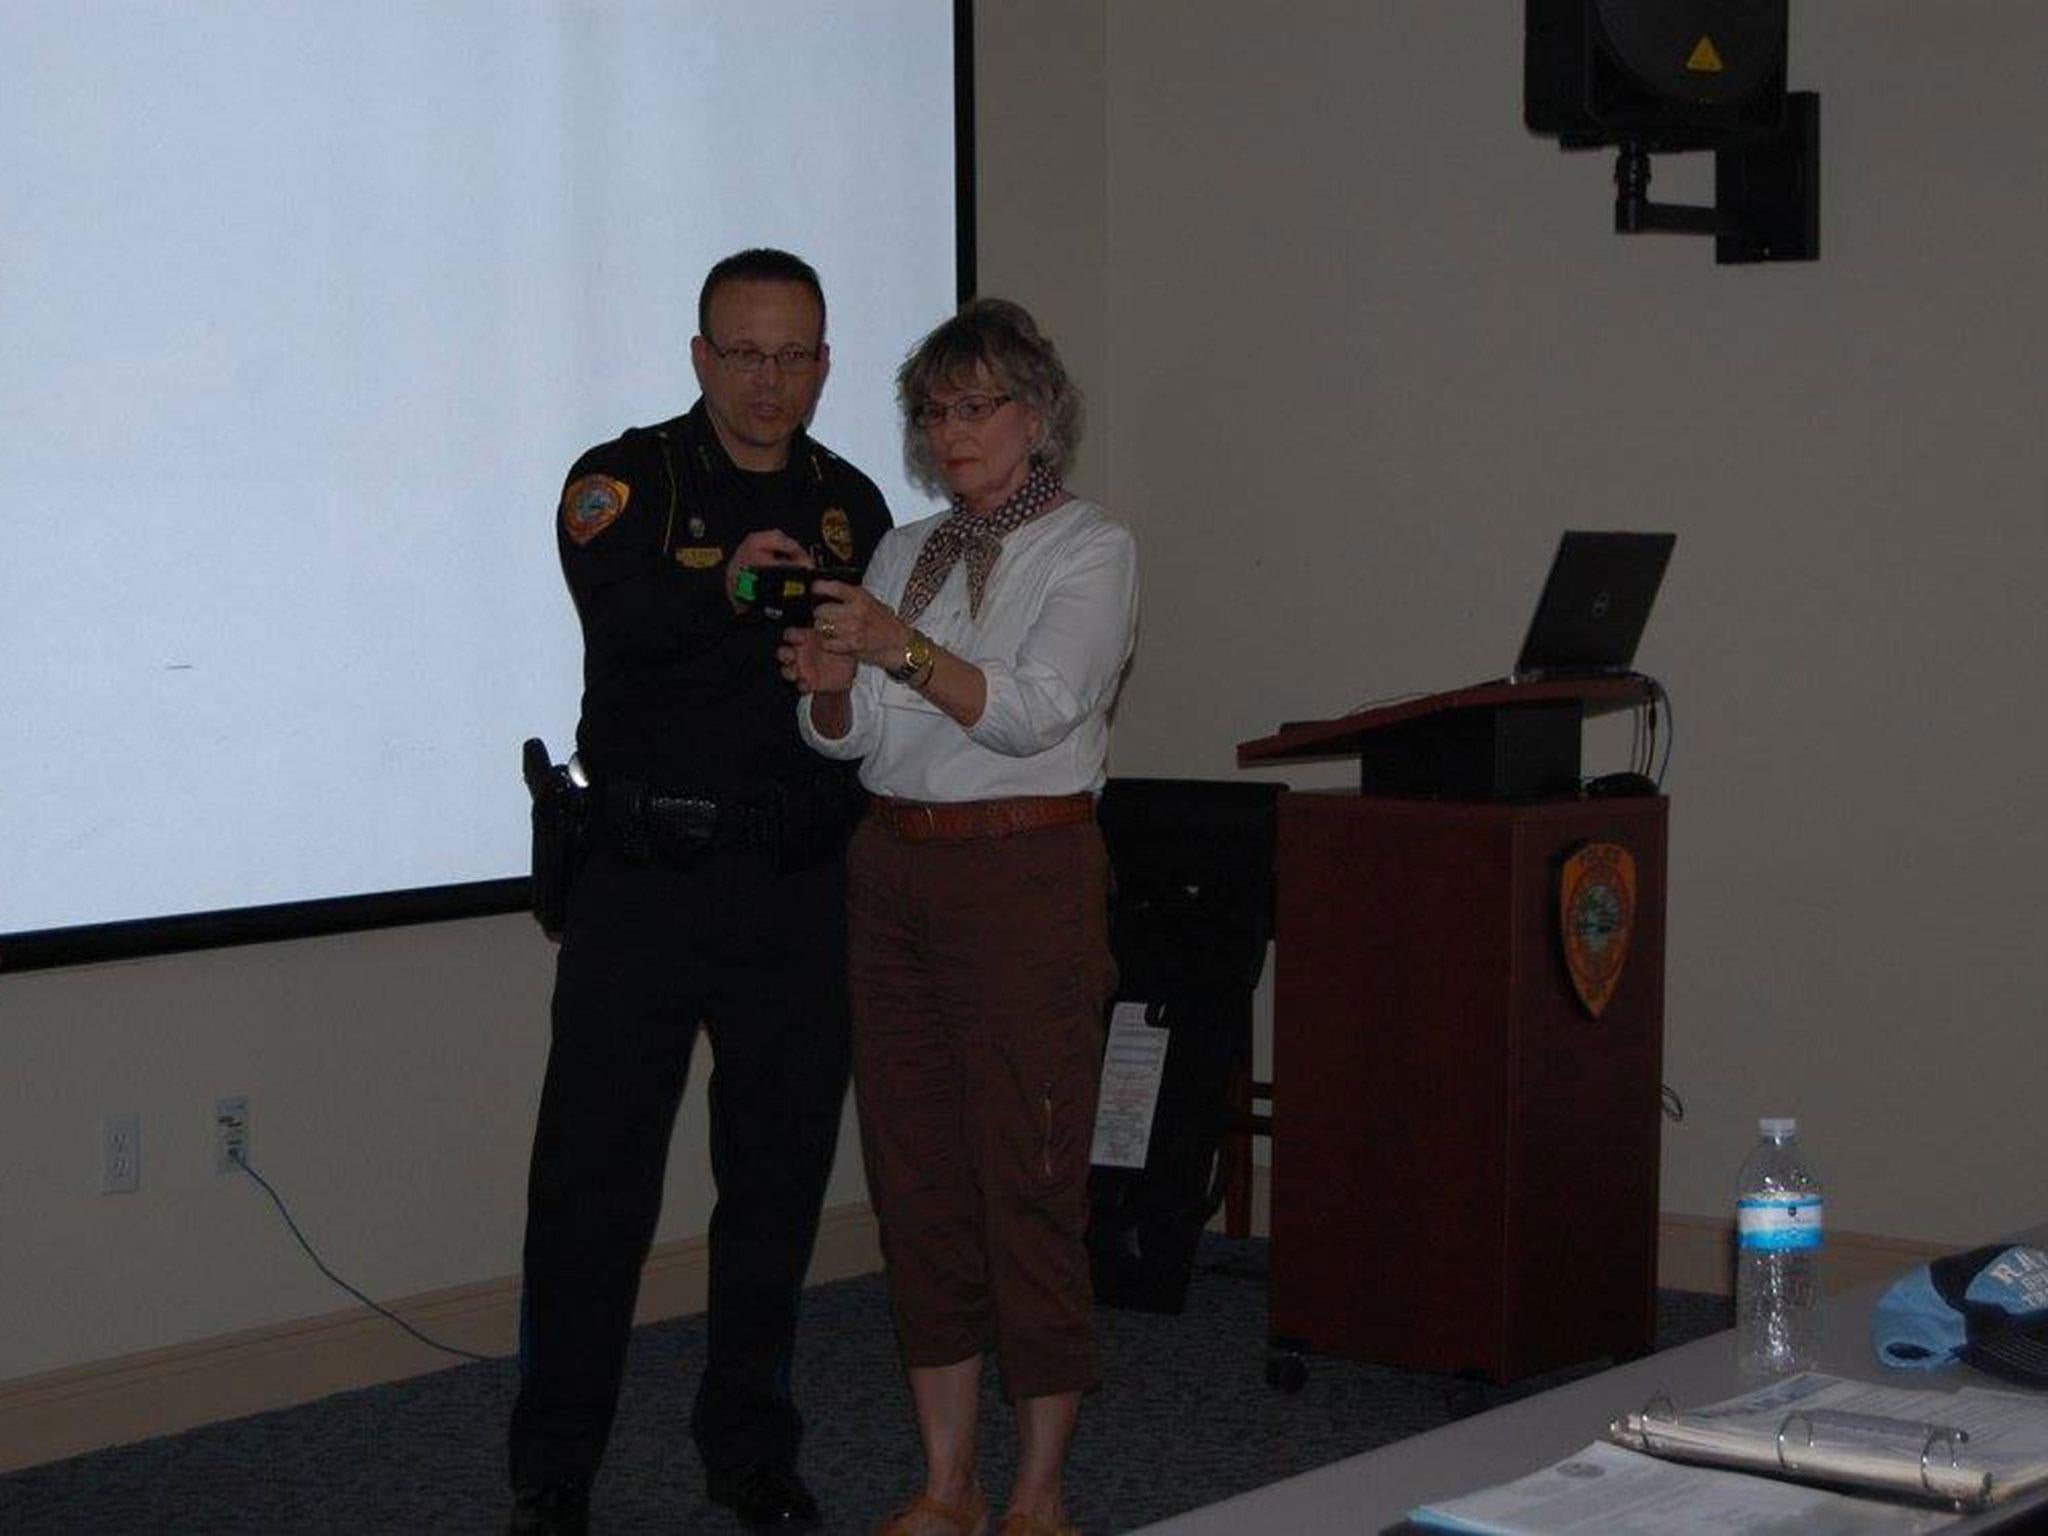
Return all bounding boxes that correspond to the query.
[798,498,1138,802]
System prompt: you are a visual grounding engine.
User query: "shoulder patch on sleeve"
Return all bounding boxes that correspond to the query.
[561,474,629,545]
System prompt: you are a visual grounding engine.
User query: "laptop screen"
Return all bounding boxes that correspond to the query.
[1513,531,1675,679]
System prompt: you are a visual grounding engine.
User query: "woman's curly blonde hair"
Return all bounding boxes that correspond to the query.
[896,297,1083,496]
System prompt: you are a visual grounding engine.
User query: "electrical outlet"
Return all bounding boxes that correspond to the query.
[101,1112,140,1194]
[215,1095,249,1173]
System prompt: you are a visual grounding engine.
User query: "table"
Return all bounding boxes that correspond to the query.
[1132,1226,2048,1534]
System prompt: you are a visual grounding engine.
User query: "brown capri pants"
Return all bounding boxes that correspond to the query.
[847,807,1116,1399]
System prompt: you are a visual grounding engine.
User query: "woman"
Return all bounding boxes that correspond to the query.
[781,298,1137,1536]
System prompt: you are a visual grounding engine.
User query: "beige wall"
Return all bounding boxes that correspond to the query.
[5,0,2046,1393]
[0,915,882,1383]
[973,1,1108,497]
[1082,2,2047,1244]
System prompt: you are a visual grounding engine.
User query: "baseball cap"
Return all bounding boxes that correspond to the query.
[1871,1243,2048,1385]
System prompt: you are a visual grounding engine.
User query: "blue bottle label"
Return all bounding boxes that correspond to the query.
[1738,1194,1824,1252]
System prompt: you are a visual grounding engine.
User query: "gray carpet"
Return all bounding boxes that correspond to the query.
[0,1238,1731,1534]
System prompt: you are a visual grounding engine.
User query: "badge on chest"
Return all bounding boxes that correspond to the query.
[820,506,855,563]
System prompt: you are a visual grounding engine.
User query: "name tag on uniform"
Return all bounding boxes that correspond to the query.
[674,546,724,569]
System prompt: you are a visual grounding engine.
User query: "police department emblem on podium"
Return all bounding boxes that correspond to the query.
[1560,840,1636,1019]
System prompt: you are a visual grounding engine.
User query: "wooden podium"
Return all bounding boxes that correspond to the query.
[1240,677,1666,1383]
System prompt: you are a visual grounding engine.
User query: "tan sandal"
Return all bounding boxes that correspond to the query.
[995,1513,1079,1536]
[877,1487,991,1536]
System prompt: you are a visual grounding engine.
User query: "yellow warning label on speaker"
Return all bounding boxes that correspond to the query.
[1686,35,1725,74]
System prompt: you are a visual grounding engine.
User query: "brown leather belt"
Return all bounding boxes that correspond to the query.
[867,793,1096,843]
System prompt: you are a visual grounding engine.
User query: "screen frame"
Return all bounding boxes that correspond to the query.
[1,0,978,975]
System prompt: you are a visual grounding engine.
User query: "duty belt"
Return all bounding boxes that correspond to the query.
[594,777,854,868]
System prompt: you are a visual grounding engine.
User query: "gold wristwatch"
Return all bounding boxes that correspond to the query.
[886,628,936,685]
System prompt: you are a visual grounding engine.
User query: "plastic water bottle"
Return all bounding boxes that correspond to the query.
[1735,1116,1824,1377]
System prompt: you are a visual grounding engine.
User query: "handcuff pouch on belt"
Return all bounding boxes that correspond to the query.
[638,788,743,867]
[522,737,587,940]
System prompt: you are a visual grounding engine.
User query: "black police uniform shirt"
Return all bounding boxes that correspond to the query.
[556,400,891,795]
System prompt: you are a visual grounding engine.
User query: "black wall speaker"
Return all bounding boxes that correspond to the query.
[1526,0,1788,152]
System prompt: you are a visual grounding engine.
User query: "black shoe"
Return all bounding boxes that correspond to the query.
[507,1481,590,1536]
[705,1462,821,1530]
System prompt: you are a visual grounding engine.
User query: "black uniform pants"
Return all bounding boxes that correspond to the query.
[507,841,851,1492]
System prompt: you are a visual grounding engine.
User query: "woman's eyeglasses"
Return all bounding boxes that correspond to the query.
[912,393,1014,428]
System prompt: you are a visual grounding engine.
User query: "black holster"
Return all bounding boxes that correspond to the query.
[522,738,586,940]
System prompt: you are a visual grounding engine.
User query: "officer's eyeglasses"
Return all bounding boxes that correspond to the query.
[710,343,821,375]
[912,393,1014,428]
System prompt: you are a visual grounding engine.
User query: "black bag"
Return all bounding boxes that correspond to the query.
[1087,779,1280,1314]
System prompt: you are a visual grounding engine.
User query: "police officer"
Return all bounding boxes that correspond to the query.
[508,249,891,1534]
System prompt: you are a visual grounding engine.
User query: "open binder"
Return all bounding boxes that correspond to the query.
[1613,1395,1990,1509]
[1406,1373,2048,1535]
[1605,1373,2048,1512]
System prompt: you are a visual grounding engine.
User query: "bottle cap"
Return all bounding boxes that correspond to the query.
[1759,1116,1797,1138]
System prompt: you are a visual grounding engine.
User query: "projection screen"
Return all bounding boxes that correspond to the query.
[0,2,967,969]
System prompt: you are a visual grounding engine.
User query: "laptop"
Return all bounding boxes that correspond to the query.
[1511,530,1675,681]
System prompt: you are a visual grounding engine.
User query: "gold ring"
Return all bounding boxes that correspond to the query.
[818,619,837,638]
